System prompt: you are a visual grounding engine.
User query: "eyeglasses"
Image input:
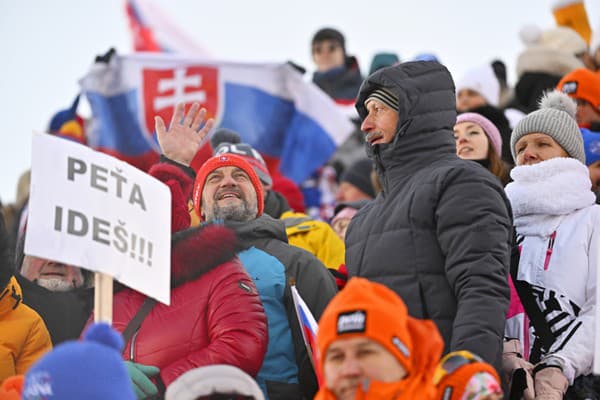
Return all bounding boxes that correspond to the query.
[313,43,341,54]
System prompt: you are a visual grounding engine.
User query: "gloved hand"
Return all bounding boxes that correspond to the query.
[501,339,535,399]
[329,264,348,290]
[124,361,160,399]
[533,365,568,400]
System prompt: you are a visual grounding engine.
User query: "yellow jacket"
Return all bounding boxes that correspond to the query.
[0,276,52,382]
[281,211,345,271]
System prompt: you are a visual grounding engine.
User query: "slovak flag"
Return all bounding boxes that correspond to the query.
[78,52,354,181]
[291,285,320,383]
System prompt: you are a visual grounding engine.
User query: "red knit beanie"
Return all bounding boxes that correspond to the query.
[193,154,264,220]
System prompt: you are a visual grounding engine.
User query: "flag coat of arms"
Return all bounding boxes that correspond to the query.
[79,53,354,182]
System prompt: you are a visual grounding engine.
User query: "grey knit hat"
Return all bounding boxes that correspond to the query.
[510,90,584,164]
[365,88,399,111]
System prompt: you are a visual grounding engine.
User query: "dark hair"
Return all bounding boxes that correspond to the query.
[487,141,509,185]
[311,28,346,54]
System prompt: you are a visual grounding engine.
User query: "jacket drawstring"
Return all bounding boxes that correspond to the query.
[10,285,22,309]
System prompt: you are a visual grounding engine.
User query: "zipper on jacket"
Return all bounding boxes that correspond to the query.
[373,147,388,196]
[543,231,557,271]
[129,330,139,361]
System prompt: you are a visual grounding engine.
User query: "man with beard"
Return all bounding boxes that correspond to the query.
[151,102,338,400]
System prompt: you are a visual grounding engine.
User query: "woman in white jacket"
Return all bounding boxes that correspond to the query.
[504,90,598,399]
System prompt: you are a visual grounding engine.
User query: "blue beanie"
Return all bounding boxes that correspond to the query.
[582,128,600,166]
[22,323,135,400]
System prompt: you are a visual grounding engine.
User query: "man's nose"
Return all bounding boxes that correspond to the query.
[340,357,362,376]
[361,115,374,132]
[219,174,238,187]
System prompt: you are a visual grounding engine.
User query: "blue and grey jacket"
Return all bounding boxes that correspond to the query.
[226,215,337,400]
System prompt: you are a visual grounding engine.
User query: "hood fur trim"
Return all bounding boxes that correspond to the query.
[170,224,240,288]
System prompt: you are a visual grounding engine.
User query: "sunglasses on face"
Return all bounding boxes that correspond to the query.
[313,43,341,54]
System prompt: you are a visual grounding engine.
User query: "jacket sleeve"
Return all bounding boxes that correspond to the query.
[16,310,52,374]
[436,170,511,367]
[290,249,338,321]
[546,214,599,383]
[160,260,267,386]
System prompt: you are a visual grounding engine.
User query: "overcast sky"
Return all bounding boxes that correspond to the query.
[1,0,599,203]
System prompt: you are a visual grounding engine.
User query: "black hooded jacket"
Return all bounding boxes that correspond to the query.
[345,62,511,368]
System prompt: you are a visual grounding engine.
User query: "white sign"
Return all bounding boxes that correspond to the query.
[25,133,171,304]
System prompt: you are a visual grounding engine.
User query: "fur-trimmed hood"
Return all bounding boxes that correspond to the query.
[170,223,240,288]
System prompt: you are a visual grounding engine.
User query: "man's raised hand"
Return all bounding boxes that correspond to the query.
[155,102,215,166]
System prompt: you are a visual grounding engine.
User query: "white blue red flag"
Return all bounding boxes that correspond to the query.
[125,0,211,57]
[291,285,319,370]
[79,53,354,181]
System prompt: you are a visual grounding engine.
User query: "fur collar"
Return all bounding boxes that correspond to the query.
[505,157,595,236]
[170,224,240,288]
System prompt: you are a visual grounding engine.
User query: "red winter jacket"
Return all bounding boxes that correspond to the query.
[89,165,268,387]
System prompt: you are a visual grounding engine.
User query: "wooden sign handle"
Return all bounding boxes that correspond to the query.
[94,272,113,323]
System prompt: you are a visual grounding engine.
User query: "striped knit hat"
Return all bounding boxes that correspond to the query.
[510,90,584,164]
[365,88,399,111]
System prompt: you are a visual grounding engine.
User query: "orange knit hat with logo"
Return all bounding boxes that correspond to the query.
[557,67,600,111]
[193,154,264,220]
[316,278,444,400]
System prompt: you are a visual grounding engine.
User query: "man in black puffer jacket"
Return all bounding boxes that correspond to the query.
[345,61,512,370]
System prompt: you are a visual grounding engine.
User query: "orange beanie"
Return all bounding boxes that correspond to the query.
[316,277,444,400]
[317,277,414,374]
[557,67,600,111]
[193,154,264,220]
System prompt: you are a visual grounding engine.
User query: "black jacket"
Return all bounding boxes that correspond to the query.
[346,61,511,368]
[226,215,337,400]
[312,56,363,103]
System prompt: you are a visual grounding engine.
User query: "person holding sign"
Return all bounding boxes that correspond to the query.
[153,102,338,400]
[82,104,268,399]
[89,202,268,400]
